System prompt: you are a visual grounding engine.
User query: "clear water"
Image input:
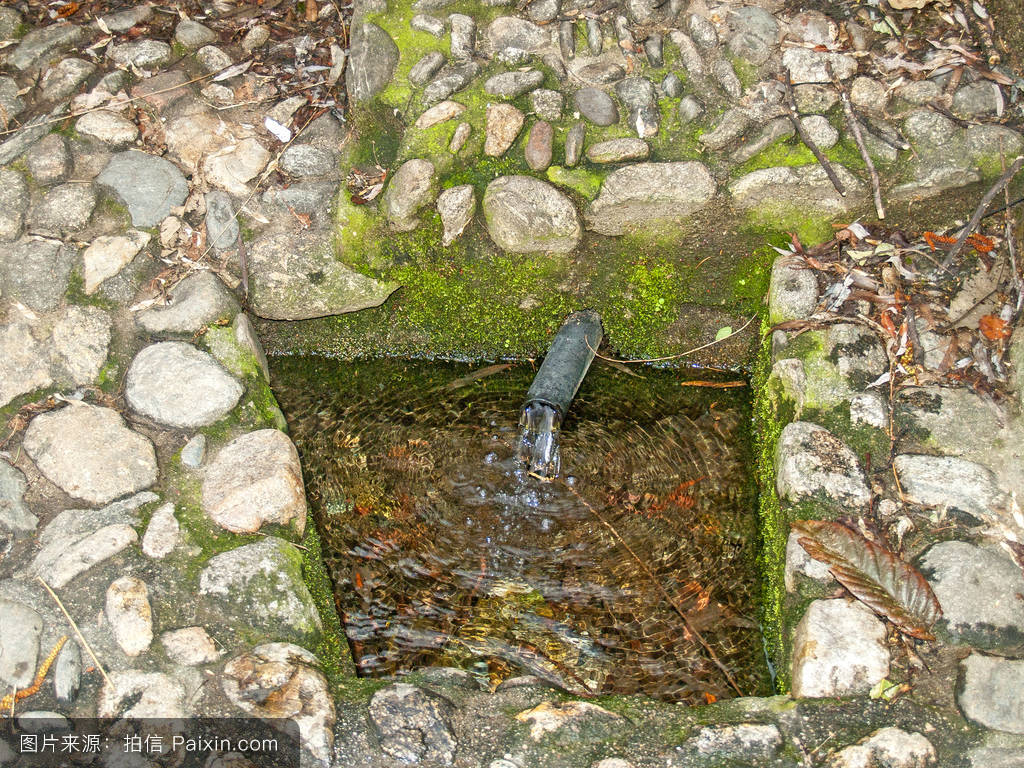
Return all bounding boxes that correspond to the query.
[516,403,562,479]
[269,357,767,703]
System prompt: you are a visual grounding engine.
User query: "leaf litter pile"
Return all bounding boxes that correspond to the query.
[774,161,1024,694]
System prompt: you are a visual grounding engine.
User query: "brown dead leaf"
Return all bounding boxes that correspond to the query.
[792,519,942,640]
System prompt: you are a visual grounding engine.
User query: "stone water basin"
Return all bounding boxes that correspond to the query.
[270,356,769,704]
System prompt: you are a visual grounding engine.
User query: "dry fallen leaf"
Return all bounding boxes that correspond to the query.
[792,519,942,640]
[979,314,1011,340]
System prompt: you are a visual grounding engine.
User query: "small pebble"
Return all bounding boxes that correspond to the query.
[411,14,445,37]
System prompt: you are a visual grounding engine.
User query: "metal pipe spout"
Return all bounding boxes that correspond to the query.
[517,310,603,478]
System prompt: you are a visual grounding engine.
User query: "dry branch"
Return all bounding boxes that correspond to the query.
[783,72,846,196]
[941,155,1024,270]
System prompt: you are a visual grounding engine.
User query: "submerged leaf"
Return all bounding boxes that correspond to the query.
[792,519,942,640]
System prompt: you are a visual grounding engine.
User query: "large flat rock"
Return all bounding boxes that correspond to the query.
[23,405,158,506]
[584,162,715,236]
[247,230,398,320]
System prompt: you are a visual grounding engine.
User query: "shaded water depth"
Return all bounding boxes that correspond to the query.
[270,358,768,703]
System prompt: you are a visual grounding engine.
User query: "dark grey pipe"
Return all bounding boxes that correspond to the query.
[523,310,603,419]
[518,311,602,477]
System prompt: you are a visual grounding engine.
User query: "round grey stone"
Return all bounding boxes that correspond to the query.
[279,143,335,177]
[0,8,22,40]
[437,184,476,247]
[196,45,232,74]
[574,87,618,127]
[584,162,715,236]
[409,51,445,86]
[775,421,870,511]
[180,434,207,469]
[850,76,888,113]
[126,342,243,428]
[768,255,818,324]
[96,150,189,228]
[687,14,717,49]
[201,429,306,535]
[800,115,838,149]
[23,404,158,505]
[137,271,239,334]
[661,72,683,98]
[586,137,650,164]
[788,11,837,45]
[784,47,858,84]
[0,322,52,409]
[958,654,1024,734]
[105,576,153,657]
[24,134,70,185]
[53,641,80,704]
[484,16,549,54]
[919,541,1024,650]
[902,108,957,147]
[51,305,112,386]
[75,110,139,148]
[485,69,544,99]
[204,190,239,253]
[0,459,36,533]
[0,239,75,312]
[369,684,457,765]
[685,724,782,761]
[174,19,217,50]
[411,14,445,37]
[0,168,29,241]
[39,57,95,102]
[109,39,172,70]
[677,95,703,123]
[9,24,85,72]
[28,182,96,236]
[199,537,322,644]
[727,7,779,65]
[526,0,559,23]
[482,175,581,254]
[97,5,152,32]
[347,23,399,103]
[531,88,564,121]
[894,454,1009,523]
[953,81,1000,117]
[383,159,437,232]
[791,599,889,698]
[829,728,936,768]
[247,230,397,320]
[142,503,179,559]
[0,600,43,688]
[0,75,24,124]
[449,13,476,61]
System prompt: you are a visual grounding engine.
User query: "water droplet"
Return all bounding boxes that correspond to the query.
[484,452,498,464]
[566,476,577,486]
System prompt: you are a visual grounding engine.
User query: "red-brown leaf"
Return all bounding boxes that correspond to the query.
[792,519,942,640]
[979,314,1011,341]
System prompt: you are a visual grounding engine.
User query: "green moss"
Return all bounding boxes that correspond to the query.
[733,135,866,178]
[300,521,358,690]
[729,55,760,90]
[546,165,603,200]
[96,360,122,393]
[752,315,788,692]
[64,268,117,310]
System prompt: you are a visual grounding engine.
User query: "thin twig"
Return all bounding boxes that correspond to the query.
[587,314,758,365]
[1003,156,1023,317]
[783,72,846,196]
[562,483,745,697]
[37,576,112,689]
[831,65,885,219]
[853,110,910,151]
[940,155,1024,270]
